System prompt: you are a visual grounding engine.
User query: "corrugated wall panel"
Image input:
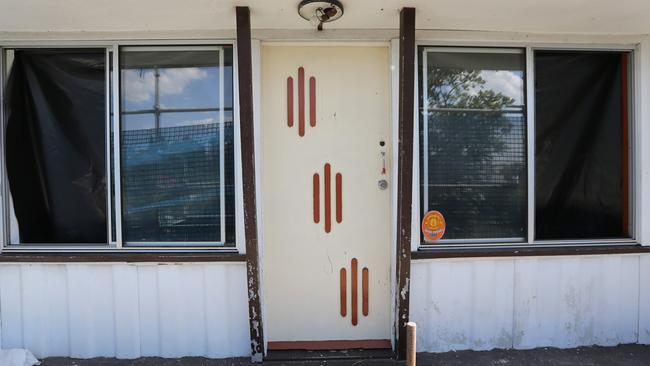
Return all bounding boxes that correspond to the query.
[410,259,514,352]
[640,255,650,344]
[513,256,639,349]
[204,264,251,359]
[0,263,249,359]
[112,265,141,359]
[137,265,161,356]
[21,264,69,357]
[0,265,23,349]
[67,265,116,358]
[158,265,208,358]
[412,254,648,353]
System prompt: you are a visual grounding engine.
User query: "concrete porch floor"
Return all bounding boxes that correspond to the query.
[40,344,650,365]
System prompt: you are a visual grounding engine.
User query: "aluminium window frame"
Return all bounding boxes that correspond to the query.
[415,42,638,250]
[118,45,230,248]
[0,43,115,249]
[419,46,528,245]
[0,39,244,253]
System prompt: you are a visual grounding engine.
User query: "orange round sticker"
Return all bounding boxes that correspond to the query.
[422,210,446,241]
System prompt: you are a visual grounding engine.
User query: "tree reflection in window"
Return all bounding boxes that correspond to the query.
[420,49,527,242]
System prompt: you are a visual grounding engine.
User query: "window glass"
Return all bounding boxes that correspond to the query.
[419,48,527,242]
[534,51,631,240]
[4,49,107,244]
[120,47,235,244]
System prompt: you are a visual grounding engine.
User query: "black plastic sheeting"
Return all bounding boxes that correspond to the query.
[5,49,107,243]
[534,51,628,240]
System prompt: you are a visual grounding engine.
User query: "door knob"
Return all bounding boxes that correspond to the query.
[378,179,388,190]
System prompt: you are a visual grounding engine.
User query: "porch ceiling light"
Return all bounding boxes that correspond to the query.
[298,0,344,31]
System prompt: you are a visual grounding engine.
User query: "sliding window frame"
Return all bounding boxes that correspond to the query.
[115,41,244,253]
[111,44,123,248]
[117,43,238,249]
[527,46,637,247]
[0,43,114,250]
[0,47,5,252]
[418,46,528,247]
[415,42,639,251]
[0,40,244,253]
[525,46,535,246]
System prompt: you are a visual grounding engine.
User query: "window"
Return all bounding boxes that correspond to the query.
[419,48,527,243]
[534,51,631,241]
[419,47,633,247]
[1,44,236,249]
[3,49,107,244]
[119,47,235,246]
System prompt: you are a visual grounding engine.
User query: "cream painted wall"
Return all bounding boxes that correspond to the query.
[1,0,650,35]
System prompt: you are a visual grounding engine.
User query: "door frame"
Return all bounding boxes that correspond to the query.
[250,40,402,355]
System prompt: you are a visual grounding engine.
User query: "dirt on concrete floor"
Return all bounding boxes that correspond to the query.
[418,344,650,366]
[40,344,650,366]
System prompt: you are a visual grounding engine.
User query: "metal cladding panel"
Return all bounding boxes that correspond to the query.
[410,259,514,352]
[513,256,639,349]
[0,263,249,359]
[411,254,649,353]
[638,255,650,345]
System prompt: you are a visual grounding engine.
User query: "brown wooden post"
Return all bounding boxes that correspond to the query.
[395,6,416,360]
[235,6,264,363]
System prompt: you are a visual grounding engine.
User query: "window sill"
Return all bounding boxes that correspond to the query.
[411,244,650,260]
[0,251,246,263]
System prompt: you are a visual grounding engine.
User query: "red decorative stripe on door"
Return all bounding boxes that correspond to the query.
[313,173,320,223]
[287,77,294,127]
[298,67,305,137]
[340,268,347,317]
[339,258,370,326]
[362,267,369,316]
[286,67,317,137]
[312,163,343,233]
[336,173,342,224]
[309,77,316,127]
[324,163,331,233]
[351,258,358,326]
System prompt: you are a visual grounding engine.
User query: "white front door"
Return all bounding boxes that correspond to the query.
[262,45,392,348]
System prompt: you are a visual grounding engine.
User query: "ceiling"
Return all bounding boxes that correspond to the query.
[1,0,649,35]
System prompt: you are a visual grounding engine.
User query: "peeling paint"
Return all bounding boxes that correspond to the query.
[400,277,410,300]
[250,352,263,363]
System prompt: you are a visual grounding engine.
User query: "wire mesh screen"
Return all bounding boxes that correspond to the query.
[121,122,235,243]
[421,111,526,240]
[118,47,235,245]
[419,48,527,243]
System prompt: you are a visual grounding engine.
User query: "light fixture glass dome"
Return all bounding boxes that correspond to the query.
[298,0,344,30]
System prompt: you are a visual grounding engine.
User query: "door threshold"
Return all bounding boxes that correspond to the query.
[266,348,394,361]
[267,340,392,361]
[268,339,391,351]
